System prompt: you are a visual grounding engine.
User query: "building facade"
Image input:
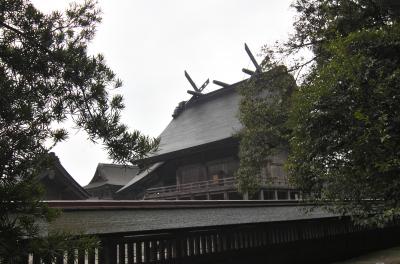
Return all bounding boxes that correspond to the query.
[116,78,298,200]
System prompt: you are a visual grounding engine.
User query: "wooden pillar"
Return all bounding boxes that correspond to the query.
[32,255,40,264]
[175,233,183,261]
[143,241,150,262]
[100,238,117,264]
[88,248,96,264]
[119,243,126,264]
[20,254,29,264]
[159,240,166,261]
[67,249,75,264]
[135,242,142,263]
[78,249,85,264]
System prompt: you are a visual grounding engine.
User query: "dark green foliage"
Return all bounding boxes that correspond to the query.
[0,0,159,261]
[28,232,98,264]
[288,13,400,226]
[236,66,296,196]
[240,0,400,225]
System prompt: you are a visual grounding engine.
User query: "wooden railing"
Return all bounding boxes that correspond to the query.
[145,177,236,198]
[23,217,400,264]
[145,176,291,198]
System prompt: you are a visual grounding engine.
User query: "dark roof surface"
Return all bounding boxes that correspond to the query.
[39,154,90,199]
[117,162,164,192]
[84,163,139,189]
[149,84,243,159]
[41,200,333,235]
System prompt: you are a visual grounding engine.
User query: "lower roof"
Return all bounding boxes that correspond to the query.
[117,162,164,193]
[84,163,139,189]
[40,200,333,236]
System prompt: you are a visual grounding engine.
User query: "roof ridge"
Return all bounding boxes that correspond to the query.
[171,78,245,118]
[97,163,138,169]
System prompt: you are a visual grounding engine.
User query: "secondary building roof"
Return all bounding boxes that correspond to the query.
[118,162,164,192]
[39,153,90,200]
[84,163,139,190]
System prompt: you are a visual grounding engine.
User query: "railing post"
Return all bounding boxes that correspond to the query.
[88,248,96,264]
[32,254,40,264]
[126,243,133,264]
[20,254,29,264]
[67,249,75,264]
[78,249,85,264]
[119,242,126,264]
[99,238,117,264]
[135,242,142,263]
[175,233,183,263]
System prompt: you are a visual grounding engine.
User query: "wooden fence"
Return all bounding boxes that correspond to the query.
[25,216,400,264]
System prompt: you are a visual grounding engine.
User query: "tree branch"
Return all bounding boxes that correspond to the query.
[0,20,51,53]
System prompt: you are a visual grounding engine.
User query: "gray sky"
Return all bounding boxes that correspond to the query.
[31,0,295,185]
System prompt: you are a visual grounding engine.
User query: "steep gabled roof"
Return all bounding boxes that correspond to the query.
[84,163,139,190]
[117,82,244,193]
[146,81,244,162]
[39,153,90,200]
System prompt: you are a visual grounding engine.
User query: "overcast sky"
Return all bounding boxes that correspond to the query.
[31,0,295,185]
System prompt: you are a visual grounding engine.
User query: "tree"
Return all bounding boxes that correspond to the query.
[238,0,400,225]
[236,66,296,197]
[0,0,159,261]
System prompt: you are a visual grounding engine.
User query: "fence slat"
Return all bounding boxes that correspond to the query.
[135,242,142,263]
[150,241,157,262]
[158,240,165,261]
[119,243,125,264]
[127,243,134,264]
[78,249,85,264]
[32,255,40,264]
[67,249,75,264]
[88,249,95,264]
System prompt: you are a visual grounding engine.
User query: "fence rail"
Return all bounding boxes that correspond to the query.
[24,217,400,264]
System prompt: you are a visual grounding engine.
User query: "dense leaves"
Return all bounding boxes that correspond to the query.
[239,0,400,225]
[288,16,400,226]
[0,0,158,261]
[236,66,296,196]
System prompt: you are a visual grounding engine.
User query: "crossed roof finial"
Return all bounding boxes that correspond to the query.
[184,70,209,97]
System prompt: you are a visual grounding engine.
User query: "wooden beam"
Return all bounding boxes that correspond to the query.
[198,78,209,92]
[187,90,203,96]
[242,68,255,75]
[213,80,230,88]
[244,43,261,72]
[184,70,199,92]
